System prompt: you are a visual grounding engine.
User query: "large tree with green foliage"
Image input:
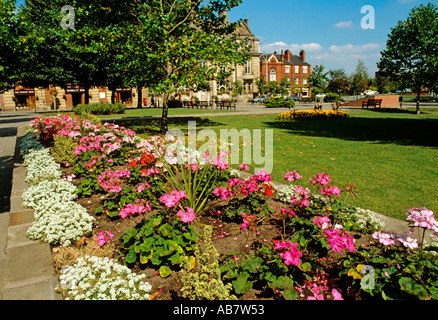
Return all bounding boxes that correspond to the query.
[307,64,328,96]
[0,0,24,92]
[124,1,249,133]
[378,3,438,114]
[350,60,370,97]
[326,68,350,95]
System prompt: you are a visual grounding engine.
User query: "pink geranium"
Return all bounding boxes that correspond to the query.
[160,190,188,208]
[96,231,115,246]
[177,207,196,223]
[273,240,302,266]
[119,199,151,219]
[284,170,302,182]
[239,163,250,171]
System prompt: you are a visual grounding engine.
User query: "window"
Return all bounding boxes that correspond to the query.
[303,66,308,74]
[270,68,277,81]
[285,66,290,73]
[295,66,299,73]
[244,60,251,74]
[303,78,308,85]
[294,78,299,84]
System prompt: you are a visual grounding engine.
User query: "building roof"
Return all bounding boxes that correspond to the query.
[260,53,311,66]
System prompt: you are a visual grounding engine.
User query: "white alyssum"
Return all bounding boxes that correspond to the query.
[350,207,385,233]
[22,179,77,209]
[24,148,62,184]
[58,255,152,300]
[26,199,95,246]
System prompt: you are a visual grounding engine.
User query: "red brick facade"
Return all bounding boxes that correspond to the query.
[260,49,311,97]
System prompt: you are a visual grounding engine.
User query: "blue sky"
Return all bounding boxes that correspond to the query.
[228,0,435,75]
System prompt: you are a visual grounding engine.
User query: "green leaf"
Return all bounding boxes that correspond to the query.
[124,249,137,264]
[298,261,312,272]
[159,265,172,278]
[268,275,294,290]
[159,224,172,237]
[139,251,153,264]
[232,272,252,295]
[399,277,428,299]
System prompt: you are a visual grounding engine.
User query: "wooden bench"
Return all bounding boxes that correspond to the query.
[182,101,194,108]
[197,101,213,109]
[314,104,322,111]
[215,101,236,110]
[362,98,382,109]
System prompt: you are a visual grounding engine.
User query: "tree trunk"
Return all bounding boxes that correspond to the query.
[111,87,116,104]
[84,85,91,104]
[416,89,421,114]
[160,92,171,134]
[137,87,143,108]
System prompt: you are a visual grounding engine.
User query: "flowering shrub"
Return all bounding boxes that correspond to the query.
[277,110,349,121]
[57,255,152,300]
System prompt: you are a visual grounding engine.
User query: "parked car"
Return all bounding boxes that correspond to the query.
[251,95,269,103]
[363,90,379,96]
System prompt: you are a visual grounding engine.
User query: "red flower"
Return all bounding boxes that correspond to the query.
[263,185,274,197]
[128,160,138,167]
[140,153,155,166]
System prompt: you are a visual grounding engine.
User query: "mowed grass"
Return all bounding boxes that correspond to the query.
[109,107,438,220]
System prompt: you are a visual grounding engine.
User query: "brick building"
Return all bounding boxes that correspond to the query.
[260,49,311,98]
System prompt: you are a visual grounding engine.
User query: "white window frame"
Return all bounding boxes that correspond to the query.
[270,68,277,81]
[285,66,290,73]
[295,66,299,73]
[303,78,308,85]
[244,60,252,75]
[303,66,308,74]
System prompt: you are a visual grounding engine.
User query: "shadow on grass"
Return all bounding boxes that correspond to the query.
[111,116,226,136]
[264,114,438,148]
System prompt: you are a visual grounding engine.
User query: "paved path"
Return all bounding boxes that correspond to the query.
[0,111,61,300]
[0,106,422,300]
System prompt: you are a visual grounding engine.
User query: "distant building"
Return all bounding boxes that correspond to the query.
[260,49,312,98]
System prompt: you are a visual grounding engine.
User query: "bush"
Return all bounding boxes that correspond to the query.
[265,97,295,108]
[277,110,350,121]
[73,103,126,115]
[51,135,78,166]
[324,93,345,103]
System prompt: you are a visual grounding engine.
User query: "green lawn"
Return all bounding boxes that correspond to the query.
[109,107,438,220]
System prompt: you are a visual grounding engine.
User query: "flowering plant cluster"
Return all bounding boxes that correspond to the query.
[277,109,350,121]
[274,240,302,266]
[57,255,152,300]
[21,140,95,247]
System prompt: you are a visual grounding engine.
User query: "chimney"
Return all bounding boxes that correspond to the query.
[300,50,305,62]
[284,49,291,61]
[281,50,284,62]
[244,19,248,25]
[219,10,228,22]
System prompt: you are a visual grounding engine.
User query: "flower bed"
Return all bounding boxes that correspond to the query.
[277,110,350,121]
[21,114,438,300]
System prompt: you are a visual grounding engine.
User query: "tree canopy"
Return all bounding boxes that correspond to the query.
[378,2,438,113]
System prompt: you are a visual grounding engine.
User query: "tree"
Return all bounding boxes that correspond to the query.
[307,64,328,96]
[350,60,370,97]
[326,68,350,95]
[124,1,249,133]
[378,3,438,114]
[0,0,25,92]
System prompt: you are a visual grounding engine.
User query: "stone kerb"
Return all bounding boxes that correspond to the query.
[1,127,61,300]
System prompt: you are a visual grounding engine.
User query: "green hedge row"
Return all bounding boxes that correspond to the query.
[264,97,296,108]
[73,103,127,115]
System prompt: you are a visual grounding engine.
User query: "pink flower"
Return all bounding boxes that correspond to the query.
[321,185,341,197]
[406,208,438,231]
[372,231,396,246]
[239,163,250,171]
[96,231,115,246]
[312,216,331,229]
[119,199,151,219]
[308,173,331,187]
[284,170,302,182]
[331,288,343,300]
[213,186,234,201]
[177,207,196,223]
[240,213,258,230]
[160,190,188,208]
[274,241,302,266]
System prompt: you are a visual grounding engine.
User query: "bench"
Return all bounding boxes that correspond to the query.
[197,101,213,109]
[182,101,194,108]
[314,105,322,111]
[362,98,382,109]
[216,101,236,110]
